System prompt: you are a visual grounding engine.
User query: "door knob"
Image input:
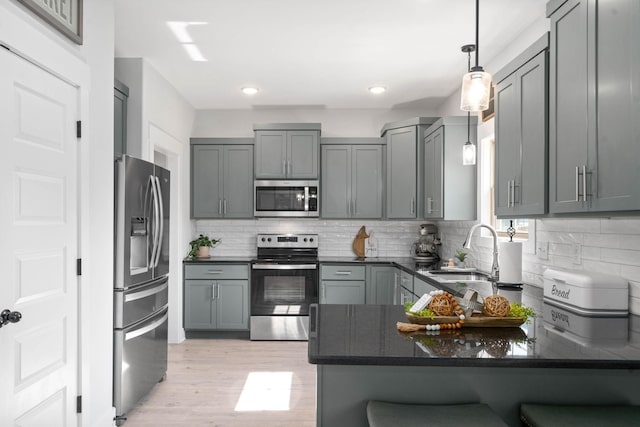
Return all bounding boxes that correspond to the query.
[0,309,22,328]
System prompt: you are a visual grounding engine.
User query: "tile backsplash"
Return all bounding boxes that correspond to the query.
[195,216,640,315]
[195,219,427,258]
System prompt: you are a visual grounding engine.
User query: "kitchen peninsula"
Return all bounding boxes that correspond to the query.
[308,289,640,427]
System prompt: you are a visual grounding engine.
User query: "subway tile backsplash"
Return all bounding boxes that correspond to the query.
[195,216,640,315]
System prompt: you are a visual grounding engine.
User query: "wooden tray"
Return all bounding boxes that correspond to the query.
[405,312,525,328]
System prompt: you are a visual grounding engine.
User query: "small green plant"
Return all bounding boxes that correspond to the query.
[188,234,221,258]
[454,250,468,262]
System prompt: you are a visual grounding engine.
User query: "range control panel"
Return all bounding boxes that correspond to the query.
[257,233,318,249]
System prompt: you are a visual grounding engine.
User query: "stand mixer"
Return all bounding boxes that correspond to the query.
[412,224,441,261]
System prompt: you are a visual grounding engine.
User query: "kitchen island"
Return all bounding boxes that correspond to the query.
[308,297,640,427]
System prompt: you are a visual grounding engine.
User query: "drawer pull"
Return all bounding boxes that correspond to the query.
[207,270,224,274]
[334,271,352,275]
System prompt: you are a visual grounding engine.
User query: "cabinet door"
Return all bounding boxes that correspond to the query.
[365,266,395,305]
[223,145,254,218]
[352,145,383,218]
[386,127,417,218]
[184,280,215,329]
[287,130,319,179]
[549,0,590,213]
[591,0,640,211]
[424,127,443,219]
[215,280,249,330]
[320,281,365,304]
[413,277,437,298]
[191,145,223,218]
[321,145,351,218]
[255,130,287,179]
[494,73,520,216]
[518,51,548,215]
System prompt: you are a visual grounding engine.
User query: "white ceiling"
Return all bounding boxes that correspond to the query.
[114,0,545,110]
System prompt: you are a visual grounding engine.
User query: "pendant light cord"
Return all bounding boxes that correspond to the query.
[475,0,480,69]
[467,48,471,141]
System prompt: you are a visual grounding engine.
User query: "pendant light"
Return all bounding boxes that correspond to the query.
[462,44,477,165]
[460,0,492,112]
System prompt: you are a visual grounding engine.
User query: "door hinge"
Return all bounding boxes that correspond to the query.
[76,259,82,276]
[76,120,82,138]
[76,395,82,413]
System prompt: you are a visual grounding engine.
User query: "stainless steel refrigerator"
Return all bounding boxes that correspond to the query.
[113,155,170,425]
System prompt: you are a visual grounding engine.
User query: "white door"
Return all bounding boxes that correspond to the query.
[0,47,79,426]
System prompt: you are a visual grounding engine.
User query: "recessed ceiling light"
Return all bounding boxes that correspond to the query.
[368,86,386,94]
[242,87,259,95]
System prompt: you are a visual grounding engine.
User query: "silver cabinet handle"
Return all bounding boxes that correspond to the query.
[218,199,223,215]
[352,199,356,217]
[216,283,220,300]
[427,197,432,214]
[282,159,286,176]
[410,199,415,215]
[207,270,224,274]
[211,283,215,300]
[334,271,352,275]
[575,166,580,202]
[223,199,227,215]
[582,165,588,202]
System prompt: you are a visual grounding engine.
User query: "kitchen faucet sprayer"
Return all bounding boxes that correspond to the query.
[462,223,500,283]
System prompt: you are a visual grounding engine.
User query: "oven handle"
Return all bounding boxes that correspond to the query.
[252,264,317,270]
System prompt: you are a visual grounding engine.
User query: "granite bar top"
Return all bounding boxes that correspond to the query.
[308,295,640,369]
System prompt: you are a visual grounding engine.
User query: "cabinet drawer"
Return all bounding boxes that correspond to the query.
[320,264,365,281]
[184,264,249,280]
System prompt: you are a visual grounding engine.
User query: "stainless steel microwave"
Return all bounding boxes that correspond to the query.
[254,180,319,217]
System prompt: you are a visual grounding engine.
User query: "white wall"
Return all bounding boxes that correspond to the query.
[115,58,196,344]
[1,0,115,425]
[192,107,439,138]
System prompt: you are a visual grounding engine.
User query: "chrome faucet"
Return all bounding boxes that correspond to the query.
[463,223,500,282]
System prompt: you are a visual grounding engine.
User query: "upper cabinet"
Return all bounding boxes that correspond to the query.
[321,139,384,219]
[423,117,477,221]
[114,79,129,159]
[254,124,320,179]
[548,0,640,213]
[494,34,549,218]
[381,117,437,219]
[191,139,254,219]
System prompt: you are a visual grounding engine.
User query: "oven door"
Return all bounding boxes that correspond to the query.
[251,262,318,315]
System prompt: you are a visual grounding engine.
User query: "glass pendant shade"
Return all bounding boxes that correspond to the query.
[460,69,492,111]
[463,141,476,165]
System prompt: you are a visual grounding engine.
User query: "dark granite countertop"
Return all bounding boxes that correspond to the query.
[308,294,640,369]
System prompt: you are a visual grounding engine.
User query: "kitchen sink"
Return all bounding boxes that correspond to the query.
[425,270,491,282]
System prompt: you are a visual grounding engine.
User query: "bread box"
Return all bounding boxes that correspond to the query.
[543,267,628,316]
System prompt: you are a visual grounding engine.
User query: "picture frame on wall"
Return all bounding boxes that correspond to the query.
[17,0,83,45]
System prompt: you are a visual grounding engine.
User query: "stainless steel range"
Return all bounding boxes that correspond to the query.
[250,233,319,340]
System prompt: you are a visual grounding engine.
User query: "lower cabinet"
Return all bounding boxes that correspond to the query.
[366,265,396,304]
[413,276,438,297]
[320,264,365,304]
[395,268,415,305]
[183,263,249,330]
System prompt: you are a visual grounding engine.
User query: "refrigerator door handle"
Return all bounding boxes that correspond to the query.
[149,175,161,268]
[125,310,168,341]
[154,176,164,268]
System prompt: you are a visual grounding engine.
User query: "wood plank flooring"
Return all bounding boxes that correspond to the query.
[124,339,317,427]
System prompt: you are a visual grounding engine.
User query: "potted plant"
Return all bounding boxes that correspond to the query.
[188,234,221,258]
[454,250,468,267]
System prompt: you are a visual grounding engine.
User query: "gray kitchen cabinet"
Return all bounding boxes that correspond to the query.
[183,263,249,330]
[365,265,395,304]
[423,117,477,220]
[190,141,254,218]
[381,117,437,219]
[548,0,640,213]
[395,268,415,305]
[321,144,383,219]
[320,264,365,304]
[494,35,548,217]
[254,127,319,179]
[413,276,438,298]
[114,79,129,159]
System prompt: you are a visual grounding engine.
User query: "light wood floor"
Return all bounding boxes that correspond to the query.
[124,339,317,427]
